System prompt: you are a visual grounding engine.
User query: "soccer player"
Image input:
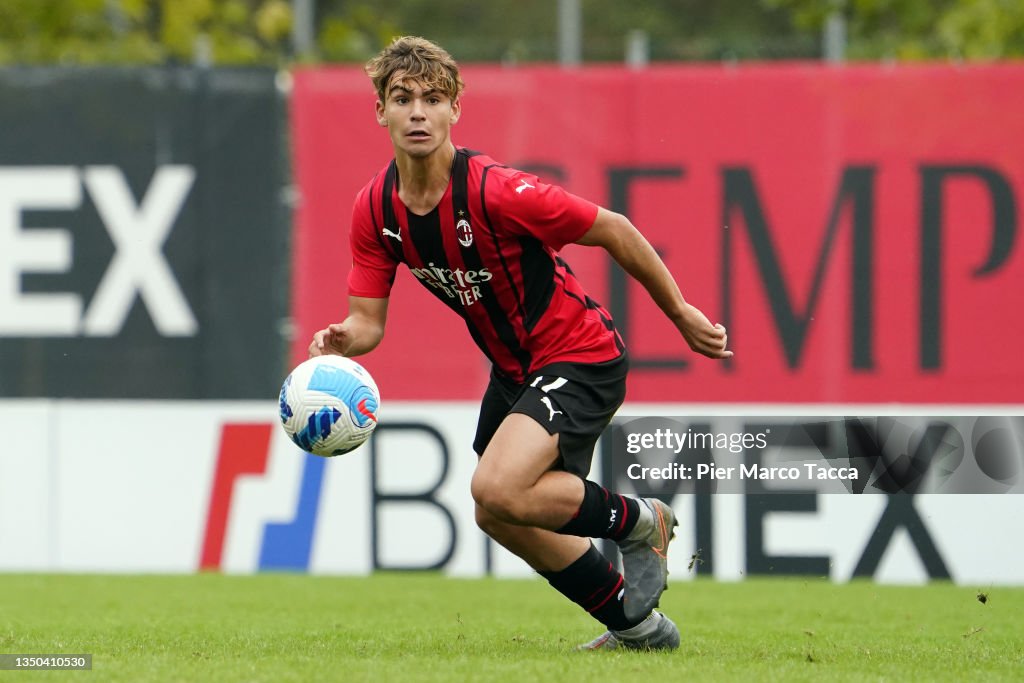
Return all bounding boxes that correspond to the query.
[309,36,731,651]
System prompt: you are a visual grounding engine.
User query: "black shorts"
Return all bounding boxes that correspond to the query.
[472,353,629,478]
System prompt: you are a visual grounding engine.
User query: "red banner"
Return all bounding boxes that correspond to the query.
[290,64,1024,403]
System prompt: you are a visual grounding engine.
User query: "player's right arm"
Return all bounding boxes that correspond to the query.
[309,296,389,358]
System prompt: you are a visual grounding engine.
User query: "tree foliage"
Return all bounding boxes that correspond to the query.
[0,0,1021,66]
[764,0,1024,59]
[323,0,812,62]
[0,0,299,65]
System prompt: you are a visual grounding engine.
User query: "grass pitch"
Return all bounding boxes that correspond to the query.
[1,573,1021,682]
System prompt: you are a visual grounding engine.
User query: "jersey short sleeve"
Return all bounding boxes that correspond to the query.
[347,186,398,298]
[498,172,600,251]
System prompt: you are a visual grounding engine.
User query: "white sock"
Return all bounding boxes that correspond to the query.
[614,610,662,639]
[625,497,655,541]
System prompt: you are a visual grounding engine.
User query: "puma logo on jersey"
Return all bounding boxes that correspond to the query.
[515,179,535,194]
[540,396,563,422]
[382,226,402,242]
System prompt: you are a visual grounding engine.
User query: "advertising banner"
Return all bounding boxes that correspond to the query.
[2,399,1023,585]
[290,64,1024,403]
[0,68,290,398]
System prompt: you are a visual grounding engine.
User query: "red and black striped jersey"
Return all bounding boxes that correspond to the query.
[348,147,624,382]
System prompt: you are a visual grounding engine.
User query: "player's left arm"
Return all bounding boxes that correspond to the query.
[576,207,732,360]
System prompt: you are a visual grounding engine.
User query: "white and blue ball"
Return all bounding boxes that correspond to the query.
[279,355,380,456]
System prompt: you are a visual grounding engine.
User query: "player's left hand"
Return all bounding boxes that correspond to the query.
[678,304,732,359]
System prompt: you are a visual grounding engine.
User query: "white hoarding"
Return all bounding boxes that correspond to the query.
[0,400,1022,584]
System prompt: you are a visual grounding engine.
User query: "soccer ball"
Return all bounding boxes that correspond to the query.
[278,355,381,456]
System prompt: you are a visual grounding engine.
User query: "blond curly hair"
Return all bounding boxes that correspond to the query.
[365,36,465,103]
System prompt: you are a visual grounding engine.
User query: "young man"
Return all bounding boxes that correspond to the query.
[309,36,731,651]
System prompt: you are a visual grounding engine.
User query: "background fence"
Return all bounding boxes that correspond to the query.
[1,61,1022,582]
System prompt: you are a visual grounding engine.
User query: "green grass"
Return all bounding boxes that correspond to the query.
[0,574,1021,682]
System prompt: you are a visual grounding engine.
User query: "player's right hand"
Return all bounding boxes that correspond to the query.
[309,323,351,357]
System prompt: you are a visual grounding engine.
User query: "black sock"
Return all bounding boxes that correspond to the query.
[555,480,640,541]
[539,543,638,631]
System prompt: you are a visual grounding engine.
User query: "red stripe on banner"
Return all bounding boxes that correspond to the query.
[290,64,1024,403]
[199,423,273,571]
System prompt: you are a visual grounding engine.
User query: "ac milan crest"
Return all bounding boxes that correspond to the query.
[456,218,473,247]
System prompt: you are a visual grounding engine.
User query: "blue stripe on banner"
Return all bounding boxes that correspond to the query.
[258,452,326,571]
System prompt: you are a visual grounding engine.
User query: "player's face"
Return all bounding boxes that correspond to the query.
[376,76,460,159]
